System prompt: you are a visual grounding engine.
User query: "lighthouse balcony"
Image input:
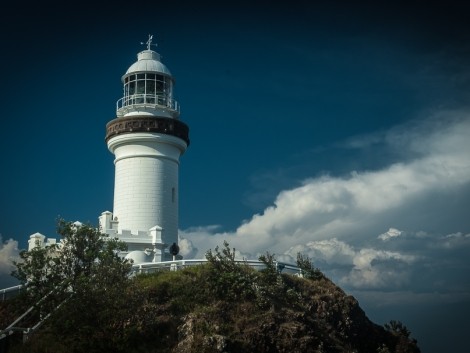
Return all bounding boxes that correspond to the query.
[116,94,179,117]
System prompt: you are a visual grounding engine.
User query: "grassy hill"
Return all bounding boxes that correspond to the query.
[1,243,420,353]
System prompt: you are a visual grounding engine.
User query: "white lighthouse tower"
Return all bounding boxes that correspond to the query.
[99,35,189,262]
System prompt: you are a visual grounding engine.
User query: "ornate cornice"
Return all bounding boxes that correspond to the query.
[106,116,190,145]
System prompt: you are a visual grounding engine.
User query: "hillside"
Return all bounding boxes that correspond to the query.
[1,244,420,353]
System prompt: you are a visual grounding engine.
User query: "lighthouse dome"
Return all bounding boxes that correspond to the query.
[116,38,179,118]
[125,50,172,77]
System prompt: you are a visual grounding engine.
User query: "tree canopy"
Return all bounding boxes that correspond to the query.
[10,219,132,343]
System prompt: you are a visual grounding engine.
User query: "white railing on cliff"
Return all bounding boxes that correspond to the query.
[131,259,301,275]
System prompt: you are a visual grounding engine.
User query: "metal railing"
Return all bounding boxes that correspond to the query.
[0,285,24,302]
[131,259,301,275]
[0,285,70,346]
[116,94,179,113]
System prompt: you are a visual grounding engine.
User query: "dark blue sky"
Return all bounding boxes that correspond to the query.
[1,1,470,352]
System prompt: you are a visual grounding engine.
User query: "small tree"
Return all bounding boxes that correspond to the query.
[258,252,279,285]
[205,240,255,301]
[12,244,59,303]
[296,253,323,280]
[13,219,130,298]
[257,252,289,309]
[384,320,420,353]
[11,219,132,345]
[384,320,411,337]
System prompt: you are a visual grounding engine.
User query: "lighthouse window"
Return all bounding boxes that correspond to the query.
[155,81,164,95]
[129,81,135,95]
[145,80,156,103]
[136,80,145,94]
[147,80,156,94]
[172,187,175,203]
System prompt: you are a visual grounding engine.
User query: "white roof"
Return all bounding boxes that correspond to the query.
[30,232,45,238]
[125,50,172,77]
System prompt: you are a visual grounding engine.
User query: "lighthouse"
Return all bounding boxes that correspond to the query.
[99,35,189,262]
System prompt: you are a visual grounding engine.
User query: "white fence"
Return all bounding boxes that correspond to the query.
[131,259,301,275]
[0,285,24,301]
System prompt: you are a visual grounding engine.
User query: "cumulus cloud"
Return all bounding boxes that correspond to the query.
[0,235,20,288]
[226,113,470,255]
[180,111,470,300]
[281,238,417,289]
[178,236,198,259]
[286,238,356,266]
[441,232,470,249]
[378,228,403,241]
[345,248,416,289]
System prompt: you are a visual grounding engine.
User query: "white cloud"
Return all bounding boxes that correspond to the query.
[0,235,20,287]
[344,247,416,289]
[0,237,19,274]
[181,111,470,299]
[178,236,198,259]
[378,228,403,241]
[441,232,470,249]
[285,238,356,266]
[282,238,416,289]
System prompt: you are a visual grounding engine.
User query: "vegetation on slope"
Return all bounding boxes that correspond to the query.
[1,221,420,353]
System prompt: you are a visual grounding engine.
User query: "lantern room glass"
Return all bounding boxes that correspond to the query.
[123,73,173,106]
